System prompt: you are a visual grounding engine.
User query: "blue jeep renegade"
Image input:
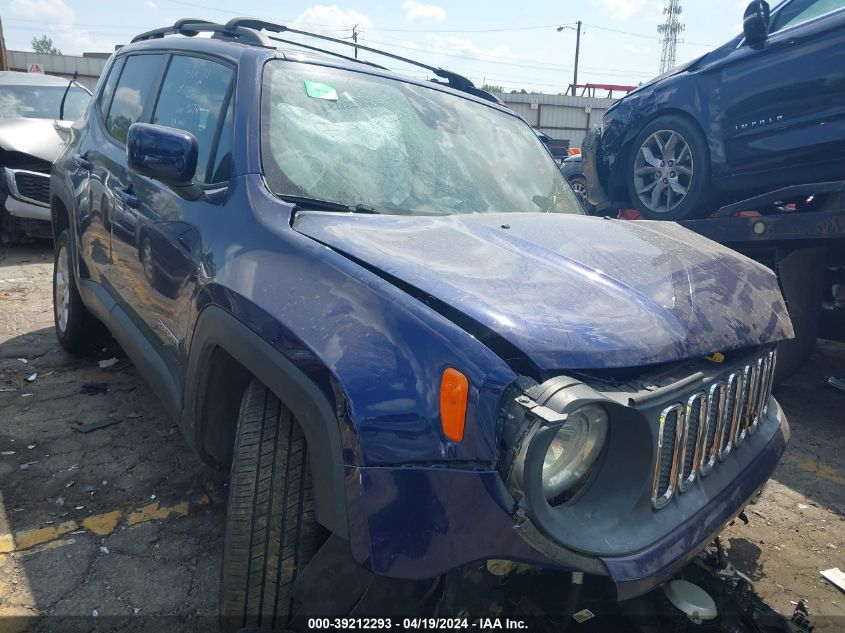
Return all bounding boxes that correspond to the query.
[51,18,794,632]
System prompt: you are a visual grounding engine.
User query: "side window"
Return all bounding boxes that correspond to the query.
[152,55,234,183]
[770,0,845,32]
[106,54,166,145]
[97,56,125,116]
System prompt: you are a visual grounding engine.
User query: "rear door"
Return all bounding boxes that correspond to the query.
[79,53,167,289]
[715,0,845,182]
[108,53,234,377]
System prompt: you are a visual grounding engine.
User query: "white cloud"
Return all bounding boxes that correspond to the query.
[146,0,158,8]
[9,0,73,23]
[10,0,117,53]
[591,0,649,20]
[402,1,447,22]
[426,34,517,63]
[294,5,375,34]
[624,43,651,54]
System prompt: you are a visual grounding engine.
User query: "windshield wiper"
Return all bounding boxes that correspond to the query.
[278,194,379,214]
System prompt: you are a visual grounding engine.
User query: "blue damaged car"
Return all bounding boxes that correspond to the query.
[50,18,794,632]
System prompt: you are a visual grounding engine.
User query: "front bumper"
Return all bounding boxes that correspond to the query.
[346,352,788,601]
[3,167,51,221]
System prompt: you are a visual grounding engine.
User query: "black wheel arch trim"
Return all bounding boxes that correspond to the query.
[183,305,349,539]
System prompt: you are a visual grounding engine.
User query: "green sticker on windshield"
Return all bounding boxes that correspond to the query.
[304,80,338,101]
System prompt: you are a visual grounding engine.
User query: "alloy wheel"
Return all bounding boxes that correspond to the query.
[571,180,589,203]
[142,240,154,284]
[55,245,71,334]
[633,130,694,214]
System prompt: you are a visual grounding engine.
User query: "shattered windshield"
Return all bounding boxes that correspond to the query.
[0,84,91,120]
[260,61,582,216]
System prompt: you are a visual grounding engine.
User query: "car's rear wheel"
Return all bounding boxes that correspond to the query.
[568,176,596,214]
[220,380,327,633]
[628,115,712,221]
[53,230,108,354]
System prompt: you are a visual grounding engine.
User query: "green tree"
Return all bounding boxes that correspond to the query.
[480,84,504,94]
[31,35,61,55]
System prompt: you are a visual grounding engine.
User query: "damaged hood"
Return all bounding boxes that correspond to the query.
[0,117,68,162]
[294,212,793,371]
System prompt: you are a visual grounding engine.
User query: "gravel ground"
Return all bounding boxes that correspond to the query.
[1,242,843,632]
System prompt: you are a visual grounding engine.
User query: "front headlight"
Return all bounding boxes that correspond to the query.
[542,404,608,500]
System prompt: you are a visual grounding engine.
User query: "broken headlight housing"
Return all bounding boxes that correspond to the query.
[500,377,612,506]
[542,404,608,500]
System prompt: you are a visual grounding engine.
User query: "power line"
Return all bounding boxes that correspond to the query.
[583,21,712,48]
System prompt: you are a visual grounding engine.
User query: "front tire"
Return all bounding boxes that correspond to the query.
[221,380,326,633]
[628,114,712,221]
[53,230,108,354]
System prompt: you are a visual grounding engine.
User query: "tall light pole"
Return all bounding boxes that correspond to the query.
[557,21,582,96]
[352,24,359,59]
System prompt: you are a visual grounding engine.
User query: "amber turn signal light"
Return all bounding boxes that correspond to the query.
[440,368,469,442]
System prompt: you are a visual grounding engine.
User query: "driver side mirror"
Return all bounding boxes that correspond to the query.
[743,0,771,46]
[127,123,204,199]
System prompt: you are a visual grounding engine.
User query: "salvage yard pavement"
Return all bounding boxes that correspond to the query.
[1,243,844,632]
[1,245,226,632]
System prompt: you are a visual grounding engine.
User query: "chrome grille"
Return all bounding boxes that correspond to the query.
[651,349,777,509]
[652,403,683,509]
[15,172,50,205]
[678,393,706,492]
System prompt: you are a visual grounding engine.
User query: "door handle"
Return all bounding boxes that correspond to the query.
[114,186,138,209]
[73,154,92,171]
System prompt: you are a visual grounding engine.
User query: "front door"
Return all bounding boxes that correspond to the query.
[108,53,234,378]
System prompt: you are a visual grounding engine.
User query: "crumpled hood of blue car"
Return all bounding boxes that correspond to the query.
[294,212,793,371]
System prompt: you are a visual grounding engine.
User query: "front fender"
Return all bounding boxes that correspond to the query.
[183,304,350,537]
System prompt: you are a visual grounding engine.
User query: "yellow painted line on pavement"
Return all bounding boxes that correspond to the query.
[0,497,207,554]
[0,520,79,553]
[796,458,845,486]
[82,510,122,535]
[126,501,189,526]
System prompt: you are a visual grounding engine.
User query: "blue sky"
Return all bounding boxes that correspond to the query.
[1,0,754,92]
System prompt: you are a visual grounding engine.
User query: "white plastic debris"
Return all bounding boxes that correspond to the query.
[74,505,84,510]
[1,451,15,456]
[150,494,156,500]
[26,373,37,382]
[17,358,27,364]
[821,568,845,593]
[27,444,36,449]
[98,358,118,369]
[92,609,98,617]
[99,546,110,554]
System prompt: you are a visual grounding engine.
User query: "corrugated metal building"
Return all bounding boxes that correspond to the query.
[499,92,617,148]
[7,50,110,91]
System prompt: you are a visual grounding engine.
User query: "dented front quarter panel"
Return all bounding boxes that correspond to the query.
[598,69,717,197]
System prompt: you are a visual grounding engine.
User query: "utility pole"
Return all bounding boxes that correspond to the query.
[352,24,359,59]
[557,21,582,96]
[0,16,9,71]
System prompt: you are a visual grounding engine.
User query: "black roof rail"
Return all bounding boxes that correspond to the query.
[131,19,271,47]
[267,36,387,71]
[223,17,500,103]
